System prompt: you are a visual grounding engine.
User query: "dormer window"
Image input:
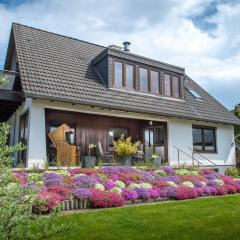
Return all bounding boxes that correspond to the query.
[113,61,134,89]
[112,58,181,99]
[139,67,148,92]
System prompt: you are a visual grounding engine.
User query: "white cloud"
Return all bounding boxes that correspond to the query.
[0,0,239,109]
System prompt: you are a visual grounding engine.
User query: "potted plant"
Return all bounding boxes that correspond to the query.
[149,153,162,166]
[82,143,97,168]
[113,136,140,165]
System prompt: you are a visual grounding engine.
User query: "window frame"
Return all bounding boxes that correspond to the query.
[192,125,217,153]
[107,127,130,150]
[112,59,181,99]
[113,60,135,90]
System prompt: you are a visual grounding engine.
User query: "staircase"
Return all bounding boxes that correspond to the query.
[173,145,217,168]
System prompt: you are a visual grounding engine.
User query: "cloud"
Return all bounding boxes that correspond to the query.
[0,0,239,109]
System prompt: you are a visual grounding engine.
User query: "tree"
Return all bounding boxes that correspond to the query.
[233,104,240,140]
[0,80,69,239]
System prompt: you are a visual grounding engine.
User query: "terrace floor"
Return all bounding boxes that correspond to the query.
[50,194,240,240]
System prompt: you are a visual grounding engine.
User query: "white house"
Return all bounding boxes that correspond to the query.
[1,23,239,174]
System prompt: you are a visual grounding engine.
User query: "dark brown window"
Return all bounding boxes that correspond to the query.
[193,126,216,153]
[163,74,171,96]
[150,70,160,94]
[139,67,149,92]
[19,111,29,166]
[114,61,123,87]
[125,64,134,89]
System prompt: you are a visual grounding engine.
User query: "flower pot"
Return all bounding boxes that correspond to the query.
[154,157,162,167]
[73,199,79,209]
[82,156,96,168]
[64,200,69,211]
[78,199,83,208]
[69,200,74,210]
[122,157,132,166]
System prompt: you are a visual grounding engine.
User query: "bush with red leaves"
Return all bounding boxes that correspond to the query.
[215,185,228,195]
[90,189,124,208]
[224,184,237,194]
[153,180,168,189]
[47,185,71,200]
[176,186,198,200]
[234,184,240,193]
[221,176,235,185]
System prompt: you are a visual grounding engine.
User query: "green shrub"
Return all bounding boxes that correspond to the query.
[226,167,239,178]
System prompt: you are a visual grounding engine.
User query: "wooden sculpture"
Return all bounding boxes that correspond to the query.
[48,124,79,166]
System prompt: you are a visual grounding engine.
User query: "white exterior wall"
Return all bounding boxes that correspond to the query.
[168,118,235,173]
[7,98,236,171]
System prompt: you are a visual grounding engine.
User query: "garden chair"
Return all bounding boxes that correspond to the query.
[97,142,115,165]
[48,124,78,166]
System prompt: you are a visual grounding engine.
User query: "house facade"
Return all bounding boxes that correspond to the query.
[1,23,239,173]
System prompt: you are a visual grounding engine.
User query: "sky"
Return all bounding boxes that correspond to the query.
[0,0,239,110]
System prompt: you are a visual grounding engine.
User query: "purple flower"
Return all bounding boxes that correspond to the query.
[195,187,204,196]
[138,171,155,181]
[73,175,97,188]
[193,181,202,187]
[159,189,167,198]
[202,186,217,195]
[207,180,217,187]
[204,172,218,180]
[43,173,63,186]
[103,166,136,174]
[103,180,116,190]
[72,188,92,200]
[164,187,177,199]
[122,188,138,201]
[149,189,160,199]
[135,188,150,199]
[161,166,175,176]
[168,176,180,184]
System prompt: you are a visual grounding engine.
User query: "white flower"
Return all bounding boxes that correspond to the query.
[114,180,125,189]
[214,179,224,186]
[95,183,105,191]
[128,183,139,189]
[166,181,177,187]
[111,187,122,194]
[200,181,206,187]
[182,181,194,188]
[138,183,152,189]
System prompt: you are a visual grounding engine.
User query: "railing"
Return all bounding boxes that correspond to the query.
[173,145,204,166]
[0,70,19,90]
[188,147,217,166]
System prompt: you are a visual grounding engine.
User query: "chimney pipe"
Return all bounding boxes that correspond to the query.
[123,41,131,53]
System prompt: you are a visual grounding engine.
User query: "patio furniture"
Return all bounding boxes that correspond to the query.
[132,143,144,163]
[48,124,80,166]
[97,142,115,165]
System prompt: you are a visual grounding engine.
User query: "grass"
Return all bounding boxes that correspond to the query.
[51,195,240,240]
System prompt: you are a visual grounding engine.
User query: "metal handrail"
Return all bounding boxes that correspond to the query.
[188,147,217,166]
[173,145,204,166]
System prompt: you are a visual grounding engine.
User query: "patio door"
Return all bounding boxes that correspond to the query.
[144,126,165,160]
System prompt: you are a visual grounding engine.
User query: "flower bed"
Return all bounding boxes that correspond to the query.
[12,166,240,213]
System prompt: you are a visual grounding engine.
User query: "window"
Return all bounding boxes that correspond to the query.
[139,67,149,92]
[151,70,160,94]
[172,76,180,98]
[108,128,129,148]
[19,111,29,166]
[163,74,171,96]
[187,88,202,99]
[125,64,134,89]
[193,126,216,153]
[114,61,123,87]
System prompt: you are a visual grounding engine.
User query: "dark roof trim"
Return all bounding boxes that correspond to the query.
[92,47,185,75]
[25,92,240,126]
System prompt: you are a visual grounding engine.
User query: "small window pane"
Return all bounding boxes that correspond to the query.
[126,64,134,89]
[108,128,128,148]
[204,129,215,151]
[172,76,180,98]
[164,74,171,96]
[139,68,148,92]
[154,127,164,146]
[193,128,203,151]
[151,71,159,94]
[114,62,123,87]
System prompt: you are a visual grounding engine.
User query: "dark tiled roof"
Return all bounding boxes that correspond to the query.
[11,23,240,125]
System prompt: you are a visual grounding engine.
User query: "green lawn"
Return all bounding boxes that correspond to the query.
[52,195,240,240]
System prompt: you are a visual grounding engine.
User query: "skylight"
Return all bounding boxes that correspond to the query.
[187,88,203,99]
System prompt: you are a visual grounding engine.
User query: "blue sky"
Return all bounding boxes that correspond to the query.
[0,0,239,110]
